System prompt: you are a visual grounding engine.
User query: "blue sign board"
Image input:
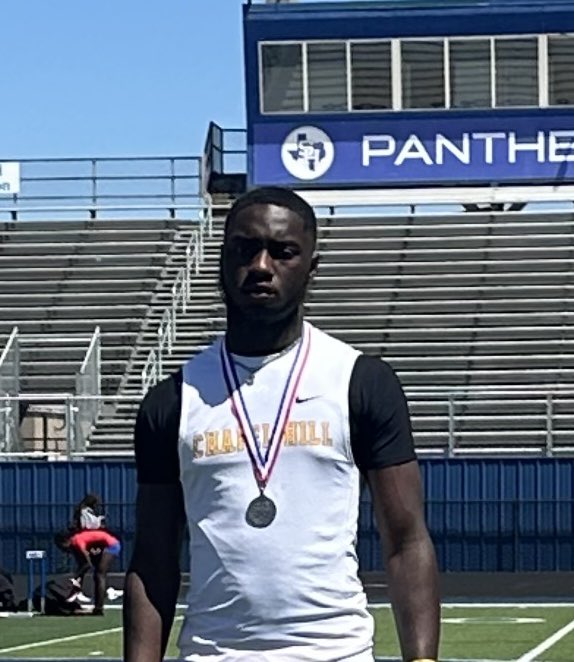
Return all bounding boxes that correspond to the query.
[250,112,574,188]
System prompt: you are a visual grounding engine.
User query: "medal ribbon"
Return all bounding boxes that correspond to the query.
[220,323,311,489]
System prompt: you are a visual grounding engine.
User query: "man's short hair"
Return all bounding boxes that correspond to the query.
[224,187,317,247]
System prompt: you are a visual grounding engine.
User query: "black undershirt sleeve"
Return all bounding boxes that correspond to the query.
[349,355,416,474]
[134,370,182,485]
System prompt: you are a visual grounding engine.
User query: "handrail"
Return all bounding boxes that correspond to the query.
[17,335,101,343]
[0,394,143,402]
[79,326,101,378]
[4,199,574,221]
[1,155,203,220]
[73,327,102,453]
[141,350,160,395]
[0,203,210,212]
[0,388,572,458]
[141,226,206,392]
[2,155,201,164]
[0,328,20,451]
[406,386,574,395]
[0,327,18,377]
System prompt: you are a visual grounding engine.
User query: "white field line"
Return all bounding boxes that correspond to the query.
[516,616,574,662]
[0,627,122,655]
[1,604,572,658]
[0,617,183,654]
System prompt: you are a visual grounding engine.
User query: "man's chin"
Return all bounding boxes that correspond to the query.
[229,297,294,322]
[241,301,287,321]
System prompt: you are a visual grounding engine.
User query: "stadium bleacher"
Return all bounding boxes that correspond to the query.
[1,206,573,455]
[0,219,182,394]
[90,207,574,453]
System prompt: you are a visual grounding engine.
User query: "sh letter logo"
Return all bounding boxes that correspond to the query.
[281,126,335,181]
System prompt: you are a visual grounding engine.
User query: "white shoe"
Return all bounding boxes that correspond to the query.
[106,588,123,601]
[76,592,92,604]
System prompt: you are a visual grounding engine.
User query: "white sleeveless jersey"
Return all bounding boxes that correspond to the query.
[178,323,374,661]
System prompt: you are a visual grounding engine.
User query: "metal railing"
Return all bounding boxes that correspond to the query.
[3,148,574,220]
[141,225,205,392]
[408,387,574,457]
[0,387,572,459]
[0,394,140,459]
[74,327,102,453]
[0,328,21,452]
[0,155,203,220]
[0,329,105,453]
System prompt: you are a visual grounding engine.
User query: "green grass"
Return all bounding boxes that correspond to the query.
[1,605,573,660]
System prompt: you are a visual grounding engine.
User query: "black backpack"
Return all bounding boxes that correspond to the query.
[34,574,84,615]
[0,568,16,611]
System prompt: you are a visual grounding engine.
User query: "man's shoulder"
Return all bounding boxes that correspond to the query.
[307,322,360,359]
[181,337,223,387]
[142,340,221,410]
[141,370,182,412]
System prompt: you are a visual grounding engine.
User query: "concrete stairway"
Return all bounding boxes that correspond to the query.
[87,218,226,449]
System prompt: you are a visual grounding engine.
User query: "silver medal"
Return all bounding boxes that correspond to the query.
[245,494,277,528]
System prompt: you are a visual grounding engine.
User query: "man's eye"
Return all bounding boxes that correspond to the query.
[232,240,258,258]
[270,245,298,259]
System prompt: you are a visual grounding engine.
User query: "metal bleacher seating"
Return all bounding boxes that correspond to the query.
[92,208,573,455]
[0,218,185,394]
[310,212,574,453]
[2,208,573,455]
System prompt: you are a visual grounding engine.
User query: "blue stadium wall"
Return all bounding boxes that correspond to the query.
[1,459,573,574]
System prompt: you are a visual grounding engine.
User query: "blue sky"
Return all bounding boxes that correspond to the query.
[1,0,248,159]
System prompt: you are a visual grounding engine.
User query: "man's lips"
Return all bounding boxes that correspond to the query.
[241,284,277,296]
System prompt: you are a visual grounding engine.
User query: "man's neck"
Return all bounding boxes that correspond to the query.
[225,308,303,356]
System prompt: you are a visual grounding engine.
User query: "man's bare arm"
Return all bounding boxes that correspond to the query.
[368,460,440,661]
[123,483,186,662]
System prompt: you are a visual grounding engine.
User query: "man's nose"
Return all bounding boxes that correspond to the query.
[250,248,273,273]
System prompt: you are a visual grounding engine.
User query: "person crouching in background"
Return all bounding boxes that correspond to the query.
[54,528,121,615]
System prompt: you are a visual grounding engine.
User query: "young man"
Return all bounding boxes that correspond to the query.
[124,187,440,661]
[55,528,121,615]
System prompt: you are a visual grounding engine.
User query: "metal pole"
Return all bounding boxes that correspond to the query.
[90,159,97,220]
[65,396,74,458]
[169,158,176,219]
[546,393,554,457]
[2,402,9,452]
[40,556,46,614]
[447,395,456,458]
[11,192,17,222]
[27,558,33,613]
[95,327,101,397]
[206,204,213,238]
[13,326,20,393]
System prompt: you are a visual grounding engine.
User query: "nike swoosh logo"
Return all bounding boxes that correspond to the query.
[295,396,320,404]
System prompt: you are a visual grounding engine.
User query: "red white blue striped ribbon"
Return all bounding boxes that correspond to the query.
[220,323,311,488]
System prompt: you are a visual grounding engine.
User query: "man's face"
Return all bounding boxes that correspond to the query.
[221,203,317,322]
